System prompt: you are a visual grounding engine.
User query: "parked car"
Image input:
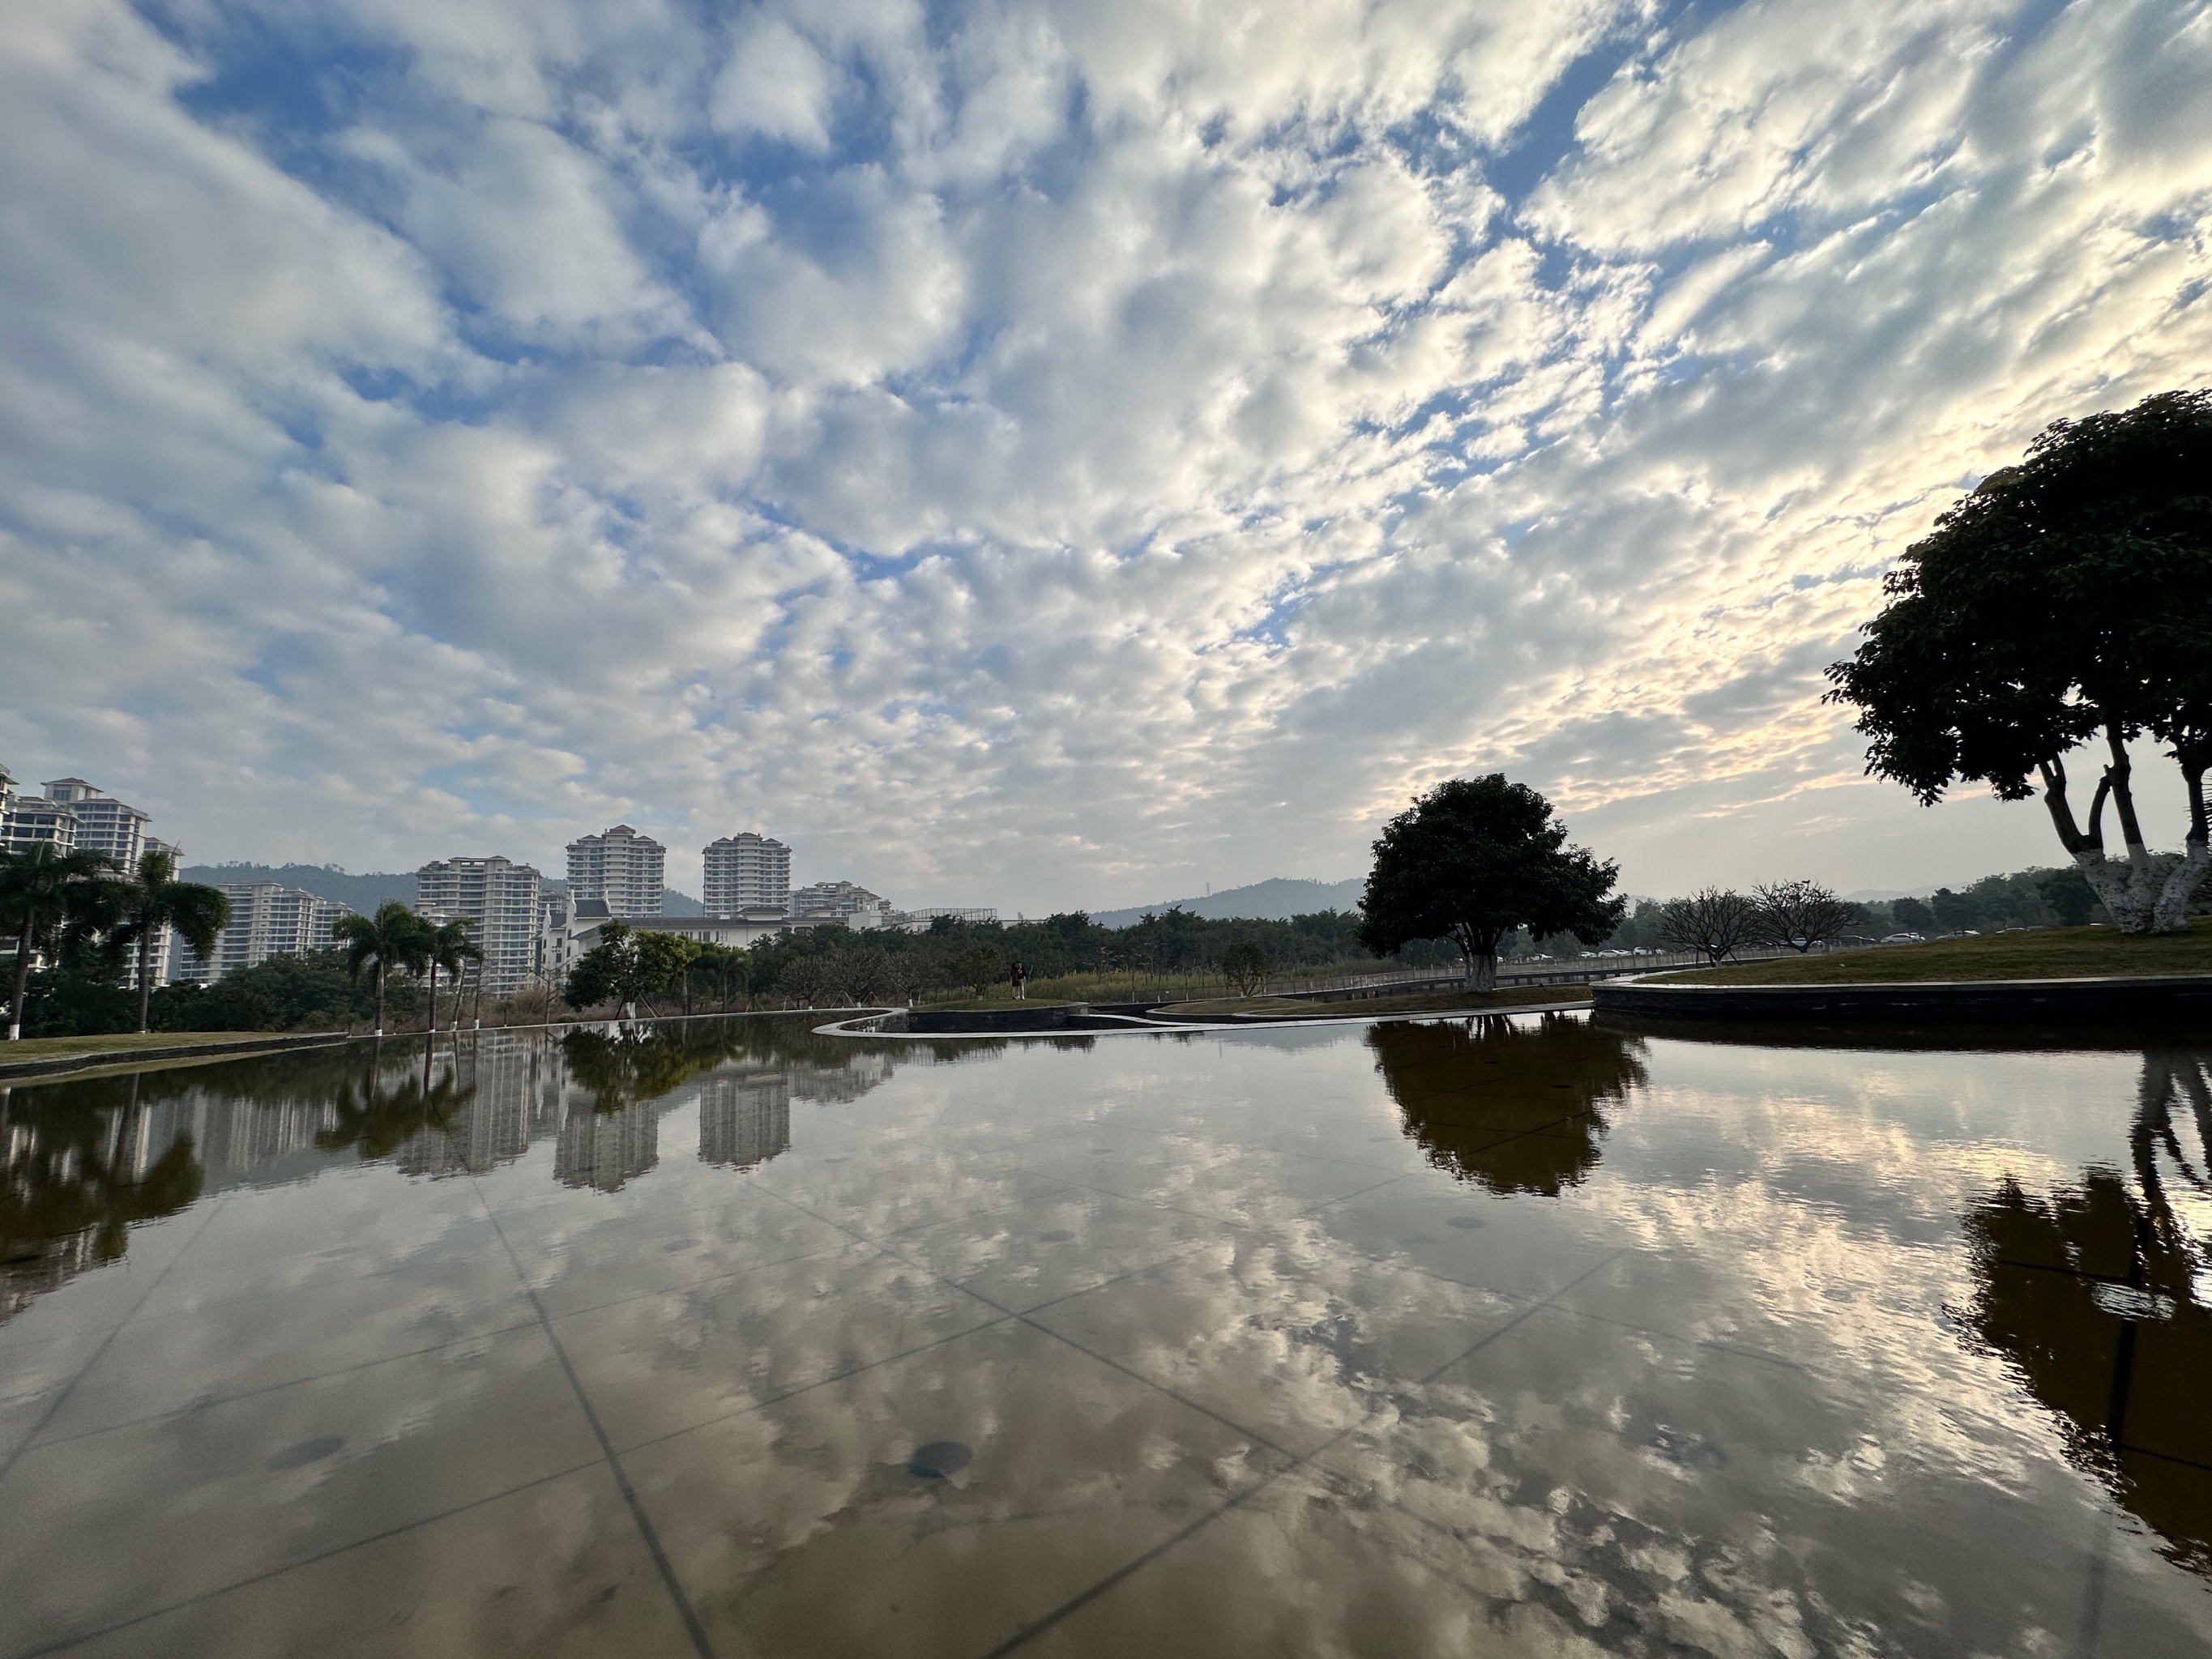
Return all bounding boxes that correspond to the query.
[1879,932,1925,945]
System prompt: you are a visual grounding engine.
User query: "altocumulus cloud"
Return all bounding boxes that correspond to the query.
[1,0,2207,907]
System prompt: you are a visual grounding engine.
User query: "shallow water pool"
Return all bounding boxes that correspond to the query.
[2,1013,2207,1656]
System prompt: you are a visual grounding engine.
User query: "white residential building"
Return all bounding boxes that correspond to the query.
[891,906,1000,930]
[702,833,791,917]
[172,882,353,985]
[560,898,838,963]
[791,881,891,930]
[41,778,150,870]
[416,856,543,997]
[0,770,77,854]
[566,825,664,918]
[536,890,574,991]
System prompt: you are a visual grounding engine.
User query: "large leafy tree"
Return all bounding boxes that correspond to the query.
[110,850,232,1034]
[1827,389,2212,934]
[564,923,698,1017]
[331,901,432,1035]
[0,842,119,1040]
[1356,775,1625,991]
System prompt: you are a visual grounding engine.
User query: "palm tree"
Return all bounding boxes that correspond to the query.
[423,917,481,1033]
[110,850,231,1034]
[331,902,431,1036]
[0,842,118,1040]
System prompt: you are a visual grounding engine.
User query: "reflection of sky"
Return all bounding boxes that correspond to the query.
[1,1016,2206,1653]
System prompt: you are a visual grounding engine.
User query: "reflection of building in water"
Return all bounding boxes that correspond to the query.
[556,1098,660,1192]
[395,1034,561,1178]
[788,1048,897,1108]
[699,1071,791,1170]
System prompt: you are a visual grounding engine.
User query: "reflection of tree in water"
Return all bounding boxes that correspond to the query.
[1366,1014,1648,1196]
[1962,1045,2212,1576]
[315,1046,475,1162]
[0,1078,204,1323]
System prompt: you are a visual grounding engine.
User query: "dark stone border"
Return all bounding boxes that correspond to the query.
[0,1029,357,1082]
[1593,972,2212,1022]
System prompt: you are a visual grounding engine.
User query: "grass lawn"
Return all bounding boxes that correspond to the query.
[1157,984,1591,1019]
[0,1029,336,1063]
[1658,918,2212,985]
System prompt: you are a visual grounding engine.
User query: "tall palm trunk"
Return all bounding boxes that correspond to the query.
[425,961,439,1034]
[136,922,156,1034]
[374,962,387,1035]
[8,916,35,1040]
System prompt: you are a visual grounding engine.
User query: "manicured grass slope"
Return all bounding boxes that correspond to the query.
[0,1030,322,1061]
[1659,918,2212,985]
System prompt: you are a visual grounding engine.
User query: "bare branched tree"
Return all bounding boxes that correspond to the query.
[1659,888,1761,965]
[1751,880,1856,953]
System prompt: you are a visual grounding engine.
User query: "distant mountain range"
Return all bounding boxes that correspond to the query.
[181,863,705,915]
[1089,876,1362,930]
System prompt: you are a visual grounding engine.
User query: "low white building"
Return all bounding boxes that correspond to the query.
[562,899,844,961]
[791,881,891,931]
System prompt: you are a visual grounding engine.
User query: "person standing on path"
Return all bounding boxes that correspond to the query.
[1010,961,1027,1000]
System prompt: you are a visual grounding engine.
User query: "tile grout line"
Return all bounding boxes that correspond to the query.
[0,1194,233,1486]
[976,1245,1634,1658]
[27,1315,551,1452]
[473,1179,717,1659]
[3,1459,606,1659]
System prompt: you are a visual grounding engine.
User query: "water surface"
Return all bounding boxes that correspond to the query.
[2,1013,2206,1656]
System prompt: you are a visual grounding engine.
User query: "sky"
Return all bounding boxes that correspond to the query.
[2,0,2208,912]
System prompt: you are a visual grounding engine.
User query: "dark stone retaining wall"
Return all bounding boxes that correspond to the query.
[899,1004,1148,1034]
[1593,973,2212,1023]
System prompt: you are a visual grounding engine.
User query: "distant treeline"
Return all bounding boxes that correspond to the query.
[9,863,2154,1038]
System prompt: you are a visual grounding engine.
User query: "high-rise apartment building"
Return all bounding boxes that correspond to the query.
[566,825,664,918]
[173,883,352,985]
[1,764,75,854]
[416,856,543,996]
[701,833,791,917]
[41,778,151,870]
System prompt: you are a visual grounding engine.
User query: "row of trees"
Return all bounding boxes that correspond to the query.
[0,844,232,1039]
[556,906,1458,1015]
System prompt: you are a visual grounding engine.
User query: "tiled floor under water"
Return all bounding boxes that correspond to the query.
[1,1012,2207,1656]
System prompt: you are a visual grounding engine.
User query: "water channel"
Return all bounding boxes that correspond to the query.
[1,1012,2206,1656]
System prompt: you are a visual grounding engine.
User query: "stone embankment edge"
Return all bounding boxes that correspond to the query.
[818,996,1593,1041]
[1592,972,2212,1021]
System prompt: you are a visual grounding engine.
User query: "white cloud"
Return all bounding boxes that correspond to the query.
[2,0,2207,909]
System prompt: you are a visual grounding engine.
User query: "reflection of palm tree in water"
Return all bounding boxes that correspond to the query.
[0,1076,204,1322]
[1365,1014,1649,1196]
[315,1043,475,1162]
[1961,1045,2212,1576]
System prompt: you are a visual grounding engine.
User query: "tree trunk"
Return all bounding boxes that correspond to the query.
[374,962,386,1035]
[2043,745,2206,935]
[8,917,34,1040]
[1465,952,1497,992]
[425,962,438,1034]
[136,921,156,1034]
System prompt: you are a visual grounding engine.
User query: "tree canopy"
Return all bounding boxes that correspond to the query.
[1355,775,1623,990]
[1826,388,2212,933]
